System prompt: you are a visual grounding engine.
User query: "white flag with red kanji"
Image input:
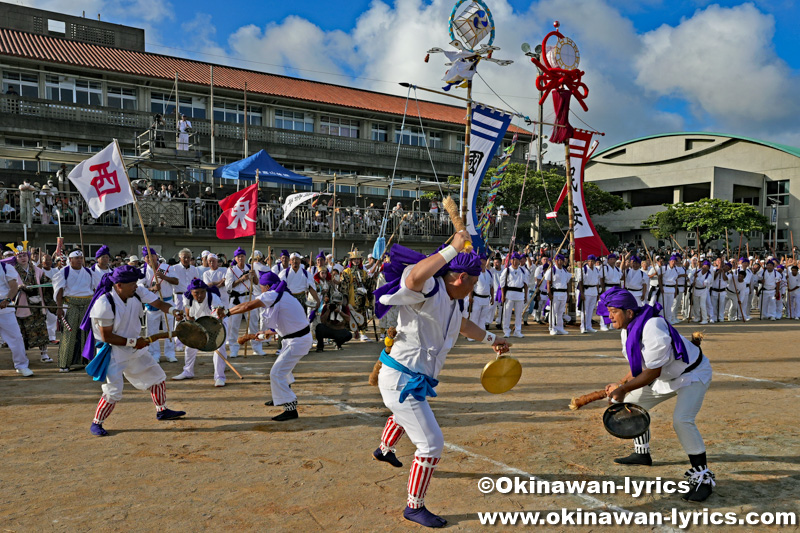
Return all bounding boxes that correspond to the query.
[67,141,135,218]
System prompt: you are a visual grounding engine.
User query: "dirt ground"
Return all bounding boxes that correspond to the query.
[1,318,799,532]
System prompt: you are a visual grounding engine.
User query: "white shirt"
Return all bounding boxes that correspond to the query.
[225,263,253,298]
[534,264,549,293]
[0,264,21,315]
[691,269,712,290]
[252,262,271,297]
[758,269,782,290]
[139,264,173,301]
[787,272,800,291]
[601,264,622,286]
[624,268,647,290]
[257,290,309,337]
[90,265,112,288]
[662,265,680,286]
[188,292,220,320]
[544,266,572,290]
[472,270,494,305]
[499,266,527,301]
[52,265,94,298]
[378,267,465,388]
[172,263,199,295]
[90,286,158,363]
[620,316,712,394]
[577,264,600,295]
[202,268,228,307]
[280,266,314,294]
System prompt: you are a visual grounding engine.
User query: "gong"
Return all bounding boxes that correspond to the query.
[173,320,208,350]
[196,316,226,352]
[480,356,522,394]
[603,402,650,439]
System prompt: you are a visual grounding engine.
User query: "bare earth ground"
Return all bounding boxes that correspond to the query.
[1,319,799,532]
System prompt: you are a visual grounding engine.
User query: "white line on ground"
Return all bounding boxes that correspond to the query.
[310,393,679,532]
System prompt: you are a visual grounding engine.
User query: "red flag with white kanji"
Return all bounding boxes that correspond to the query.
[67,141,135,218]
[216,183,258,239]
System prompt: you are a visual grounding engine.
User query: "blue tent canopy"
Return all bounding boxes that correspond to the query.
[212,149,312,186]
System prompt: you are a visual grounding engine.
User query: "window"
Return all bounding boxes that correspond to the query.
[48,19,66,35]
[428,132,443,149]
[454,134,465,152]
[3,71,39,97]
[213,102,261,124]
[151,92,206,118]
[766,180,789,207]
[395,126,426,147]
[320,116,359,138]
[371,124,388,142]
[77,144,104,153]
[45,75,102,105]
[766,229,789,251]
[107,86,137,110]
[3,138,39,171]
[686,231,696,249]
[275,109,313,132]
[75,80,102,106]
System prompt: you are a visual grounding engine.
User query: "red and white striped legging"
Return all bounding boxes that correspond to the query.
[379,415,406,454]
[407,456,440,509]
[92,381,167,423]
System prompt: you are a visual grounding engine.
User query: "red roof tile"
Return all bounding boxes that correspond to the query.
[0,28,529,134]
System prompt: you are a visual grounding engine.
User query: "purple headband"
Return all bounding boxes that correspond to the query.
[670,255,679,261]
[260,271,280,286]
[316,251,326,260]
[141,246,157,258]
[740,257,750,263]
[766,260,775,266]
[448,251,482,277]
[554,254,565,261]
[511,252,523,260]
[607,253,618,259]
[587,254,597,261]
[95,245,110,259]
[597,287,640,315]
[280,249,290,258]
[234,247,246,257]
[630,255,641,263]
[702,260,711,266]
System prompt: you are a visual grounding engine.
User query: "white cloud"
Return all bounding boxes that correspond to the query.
[635,3,800,129]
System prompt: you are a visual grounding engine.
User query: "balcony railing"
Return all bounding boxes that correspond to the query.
[0,188,513,243]
[0,95,527,167]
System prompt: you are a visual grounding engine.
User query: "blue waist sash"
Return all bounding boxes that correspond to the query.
[85,341,112,382]
[379,349,439,403]
[145,295,173,312]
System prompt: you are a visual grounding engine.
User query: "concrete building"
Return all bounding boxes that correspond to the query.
[585,132,798,254]
[0,4,530,258]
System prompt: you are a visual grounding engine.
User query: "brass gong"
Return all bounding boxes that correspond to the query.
[480,356,522,394]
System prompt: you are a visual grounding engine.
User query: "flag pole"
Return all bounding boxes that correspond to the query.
[331,173,337,261]
[460,80,473,225]
[243,171,259,357]
[115,139,173,340]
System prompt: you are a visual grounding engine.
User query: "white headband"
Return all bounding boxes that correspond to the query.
[69,251,83,258]
[201,250,210,257]
[290,253,301,259]
[207,253,218,260]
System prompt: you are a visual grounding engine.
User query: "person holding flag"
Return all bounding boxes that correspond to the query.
[139,247,178,363]
[225,247,263,357]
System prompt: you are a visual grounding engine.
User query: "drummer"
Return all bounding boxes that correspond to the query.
[171,279,229,387]
[370,233,509,527]
[598,287,714,502]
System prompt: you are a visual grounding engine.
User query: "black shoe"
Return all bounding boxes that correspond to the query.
[156,408,186,420]
[272,409,298,421]
[265,400,274,406]
[316,344,324,352]
[372,447,403,468]
[523,320,528,326]
[682,466,715,502]
[613,452,652,466]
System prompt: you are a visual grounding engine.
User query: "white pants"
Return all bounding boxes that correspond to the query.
[624,379,710,456]
[726,289,748,320]
[379,385,444,457]
[710,290,726,322]
[760,289,780,319]
[660,289,676,321]
[0,313,29,370]
[46,310,57,341]
[270,333,313,405]
[788,290,800,318]
[502,298,524,335]
[227,310,263,356]
[182,343,228,381]
[691,291,709,322]
[469,301,493,330]
[672,290,685,320]
[101,350,167,403]
[549,294,567,332]
[626,287,646,307]
[145,307,175,361]
[579,292,597,331]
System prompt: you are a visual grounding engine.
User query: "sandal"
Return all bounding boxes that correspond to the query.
[41,355,54,363]
[58,367,71,373]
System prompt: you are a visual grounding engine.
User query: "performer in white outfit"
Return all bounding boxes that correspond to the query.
[90,246,112,288]
[531,257,550,323]
[467,253,494,334]
[52,251,94,372]
[172,279,229,387]
[499,252,527,338]
[172,249,199,312]
[370,233,509,527]
[757,260,783,320]
[221,271,312,421]
[726,266,749,322]
[202,254,228,307]
[623,256,648,307]
[0,260,32,375]
[599,287,715,503]
[689,261,712,324]
[82,265,186,436]
[225,247,263,357]
[271,249,290,274]
[177,114,191,150]
[544,254,572,335]
[787,265,800,319]
[577,254,600,333]
[709,263,730,323]
[599,253,622,331]
[670,256,687,322]
[139,247,178,363]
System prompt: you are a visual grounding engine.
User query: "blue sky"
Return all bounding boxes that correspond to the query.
[20,0,800,153]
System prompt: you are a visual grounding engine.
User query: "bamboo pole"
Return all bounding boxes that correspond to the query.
[331,173,337,261]
[242,172,259,358]
[564,143,576,314]
[460,80,473,225]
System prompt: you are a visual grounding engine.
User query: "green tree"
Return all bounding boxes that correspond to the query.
[641,198,771,249]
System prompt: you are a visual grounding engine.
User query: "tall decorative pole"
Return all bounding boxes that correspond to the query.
[426,0,512,228]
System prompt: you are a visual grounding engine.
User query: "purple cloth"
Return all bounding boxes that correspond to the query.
[373,244,479,319]
[740,258,750,263]
[608,253,618,259]
[79,265,146,361]
[630,255,641,263]
[702,260,711,266]
[184,278,221,309]
[316,251,326,259]
[670,255,679,261]
[587,254,597,261]
[234,247,246,257]
[554,253,565,261]
[597,287,689,376]
[280,249,289,258]
[260,271,280,287]
[95,245,110,259]
[141,247,157,258]
[510,252,523,260]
